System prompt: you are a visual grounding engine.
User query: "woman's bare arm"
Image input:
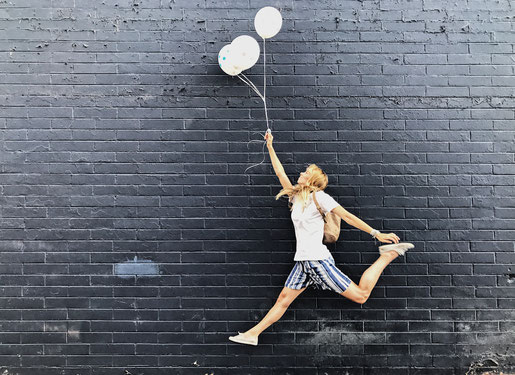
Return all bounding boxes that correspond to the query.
[265,131,286,176]
[332,206,375,234]
[265,131,293,189]
[267,144,286,176]
[333,206,401,243]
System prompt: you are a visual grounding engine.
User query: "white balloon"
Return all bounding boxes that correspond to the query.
[231,35,260,71]
[254,6,282,39]
[218,44,242,76]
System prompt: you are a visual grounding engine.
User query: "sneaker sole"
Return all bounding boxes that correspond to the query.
[378,242,414,256]
[228,333,258,346]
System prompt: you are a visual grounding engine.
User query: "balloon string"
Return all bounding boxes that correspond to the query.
[237,74,256,94]
[263,37,269,131]
[238,37,271,174]
[243,131,267,174]
[237,74,264,100]
[237,74,269,174]
[239,73,263,100]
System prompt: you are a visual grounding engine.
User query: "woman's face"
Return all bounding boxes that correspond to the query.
[297,168,311,186]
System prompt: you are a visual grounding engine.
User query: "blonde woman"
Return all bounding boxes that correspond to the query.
[229,131,414,346]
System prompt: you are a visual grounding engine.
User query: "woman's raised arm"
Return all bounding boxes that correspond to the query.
[265,131,293,189]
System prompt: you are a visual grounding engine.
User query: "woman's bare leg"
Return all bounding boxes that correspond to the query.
[359,250,399,292]
[240,286,307,338]
[340,250,399,304]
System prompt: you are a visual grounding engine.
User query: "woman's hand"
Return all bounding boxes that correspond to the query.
[264,130,273,148]
[376,232,400,244]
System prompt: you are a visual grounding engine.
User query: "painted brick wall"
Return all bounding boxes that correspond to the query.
[0,0,514,374]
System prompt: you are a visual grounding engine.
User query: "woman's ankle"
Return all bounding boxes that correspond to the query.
[381,250,399,261]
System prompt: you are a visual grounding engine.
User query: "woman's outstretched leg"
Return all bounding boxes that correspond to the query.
[240,286,307,339]
[340,250,399,304]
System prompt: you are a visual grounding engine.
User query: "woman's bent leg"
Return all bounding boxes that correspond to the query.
[340,251,399,304]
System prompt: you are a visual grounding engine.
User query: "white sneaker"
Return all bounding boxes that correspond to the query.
[378,242,414,256]
[228,331,258,346]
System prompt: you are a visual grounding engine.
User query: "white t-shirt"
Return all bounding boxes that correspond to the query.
[289,190,340,261]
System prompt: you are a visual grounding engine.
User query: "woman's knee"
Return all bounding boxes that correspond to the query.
[340,285,370,305]
[278,286,306,307]
[355,290,370,305]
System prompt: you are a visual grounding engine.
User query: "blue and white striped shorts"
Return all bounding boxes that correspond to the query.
[284,257,352,293]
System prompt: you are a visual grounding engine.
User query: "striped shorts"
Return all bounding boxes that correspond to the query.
[284,257,352,294]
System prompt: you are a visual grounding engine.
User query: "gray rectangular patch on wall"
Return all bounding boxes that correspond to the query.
[114,256,159,277]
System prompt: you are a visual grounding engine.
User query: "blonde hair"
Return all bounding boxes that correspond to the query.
[275,163,329,212]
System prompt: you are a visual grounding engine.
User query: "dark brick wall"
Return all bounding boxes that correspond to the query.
[0,0,514,374]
